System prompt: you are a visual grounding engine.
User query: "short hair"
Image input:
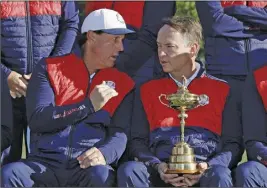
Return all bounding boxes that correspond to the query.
[162,16,202,46]
[78,30,104,46]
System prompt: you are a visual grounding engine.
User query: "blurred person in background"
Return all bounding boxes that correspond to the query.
[196,1,267,170]
[234,64,267,187]
[1,1,79,163]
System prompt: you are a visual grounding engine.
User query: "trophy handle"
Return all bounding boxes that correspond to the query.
[159,94,170,108]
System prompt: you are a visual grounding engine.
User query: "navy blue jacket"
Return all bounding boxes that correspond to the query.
[243,65,267,166]
[129,66,244,169]
[196,1,267,75]
[1,1,79,79]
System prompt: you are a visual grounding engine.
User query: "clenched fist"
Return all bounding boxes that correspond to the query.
[89,81,118,111]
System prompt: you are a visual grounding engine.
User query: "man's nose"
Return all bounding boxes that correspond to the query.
[158,49,167,57]
[117,41,124,52]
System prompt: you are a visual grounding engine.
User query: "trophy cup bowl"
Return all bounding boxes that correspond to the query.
[159,76,209,174]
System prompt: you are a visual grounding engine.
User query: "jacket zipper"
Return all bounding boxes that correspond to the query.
[244,39,250,74]
[25,1,33,74]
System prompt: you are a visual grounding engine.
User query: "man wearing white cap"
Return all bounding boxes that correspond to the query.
[1,9,135,187]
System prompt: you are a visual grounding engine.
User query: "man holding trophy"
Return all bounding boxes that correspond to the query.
[117,16,243,187]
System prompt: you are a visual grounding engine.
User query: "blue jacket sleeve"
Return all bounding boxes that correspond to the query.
[51,1,79,56]
[116,1,176,76]
[224,5,267,30]
[243,72,267,166]
[128,87,161,167]
[195,1,255,38]
[26,59,95,133]
[98,126,127,166]
[97,92,133,166]
[1,63,11,80]
[208,91,244,169]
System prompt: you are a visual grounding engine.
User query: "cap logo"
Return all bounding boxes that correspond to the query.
[116,13,125,24]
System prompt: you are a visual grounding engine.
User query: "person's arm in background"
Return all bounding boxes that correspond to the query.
[26,58,95,133]
[195,1,255,38]
[224,5,267,30]
[116,1,176,77]
[51,1,79,56]
[242,71,267,166]
[208,89,244,169]
[128,86,161,168]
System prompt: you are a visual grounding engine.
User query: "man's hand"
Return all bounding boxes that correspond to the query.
[77,147,106,169]
[23,73,32,81]
[183,162,208,187]
[89,81,118,111]
[157,162,187,187]
[7,71,31,98]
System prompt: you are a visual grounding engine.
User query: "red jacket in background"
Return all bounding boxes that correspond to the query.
[85,1,145,29]
[221,0,267,8]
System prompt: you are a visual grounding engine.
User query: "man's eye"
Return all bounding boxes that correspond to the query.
[114,37,121,43]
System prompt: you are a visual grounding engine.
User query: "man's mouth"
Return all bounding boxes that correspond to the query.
[160,61,168,65]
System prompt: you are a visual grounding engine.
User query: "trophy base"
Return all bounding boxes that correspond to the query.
[166,168,199,174]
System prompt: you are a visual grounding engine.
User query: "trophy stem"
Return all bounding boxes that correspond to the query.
[178,107,187,143]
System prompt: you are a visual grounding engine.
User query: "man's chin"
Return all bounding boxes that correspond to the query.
[162,67,171,73]
[109,61,115,68]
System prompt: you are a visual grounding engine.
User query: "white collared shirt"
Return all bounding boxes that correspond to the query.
[168,63,200,87]
[90,72,96,83]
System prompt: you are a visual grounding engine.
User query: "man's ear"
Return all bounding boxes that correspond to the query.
[190,43,199,58]
[86,31,96,43]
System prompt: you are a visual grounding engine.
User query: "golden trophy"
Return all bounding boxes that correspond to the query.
[159,76,209,174]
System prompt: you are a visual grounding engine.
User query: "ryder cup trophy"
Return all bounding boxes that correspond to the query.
[159,76,209,174]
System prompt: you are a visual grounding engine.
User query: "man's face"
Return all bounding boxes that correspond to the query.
[91,33,125,69]
[157,25,193,74]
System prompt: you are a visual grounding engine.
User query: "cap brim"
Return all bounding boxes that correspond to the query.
[101,28,135,35]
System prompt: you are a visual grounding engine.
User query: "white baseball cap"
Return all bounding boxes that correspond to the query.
[81,9,135,35]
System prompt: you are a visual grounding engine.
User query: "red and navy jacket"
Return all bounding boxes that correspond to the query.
[1,1,79,79]
[243,64,267,166]
[196,1,267,75]
[129,65,244,168]
[26,53,135,166]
